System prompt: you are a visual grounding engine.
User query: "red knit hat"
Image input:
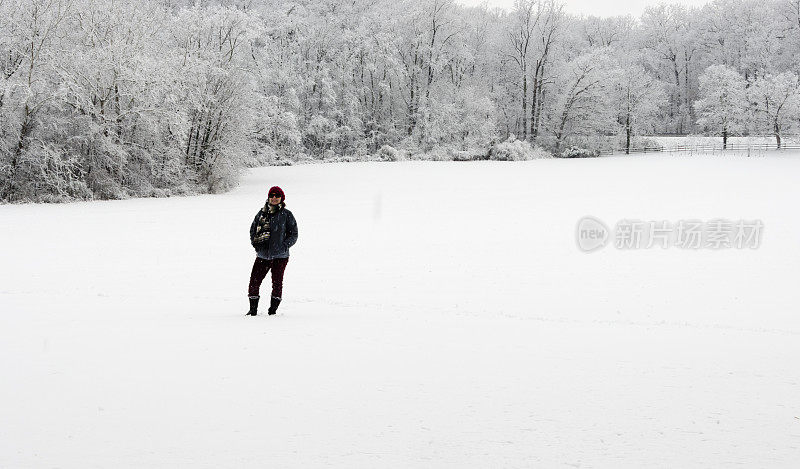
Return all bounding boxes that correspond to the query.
[268,186,285,200]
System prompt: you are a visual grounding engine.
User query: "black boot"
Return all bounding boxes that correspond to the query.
[267,296,281,315]
[246,297,259,316]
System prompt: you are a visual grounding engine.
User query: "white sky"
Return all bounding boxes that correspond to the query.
[455,0,712,18]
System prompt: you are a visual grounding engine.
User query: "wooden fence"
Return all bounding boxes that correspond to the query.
[599,142,800,156]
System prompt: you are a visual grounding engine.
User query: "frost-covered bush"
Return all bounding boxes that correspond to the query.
[427,148,452,161]
[489,138,552,161]
[293,153,316,165]
[631,137,662,151]
[404,146,483,162]
[149,188,172,198]
[326,155,362,163]
[452,150,479,161]
[560,146,601,158]
[408,147,453,161]
[433,148,487,161]
[376,145,402,162]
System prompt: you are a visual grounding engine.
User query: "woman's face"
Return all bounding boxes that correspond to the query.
[268,194,282,205]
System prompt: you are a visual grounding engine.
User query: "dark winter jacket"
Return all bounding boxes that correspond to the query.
[250,202,298,260]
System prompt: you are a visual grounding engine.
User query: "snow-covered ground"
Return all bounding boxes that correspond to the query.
[2,153,799,467]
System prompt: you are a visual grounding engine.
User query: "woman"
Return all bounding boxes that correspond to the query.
[247,186,298,316]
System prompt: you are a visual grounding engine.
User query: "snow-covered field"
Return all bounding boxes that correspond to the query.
[2,154,799,467]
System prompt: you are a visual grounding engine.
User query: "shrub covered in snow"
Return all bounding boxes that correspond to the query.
[376,145,402,162]
[452,150,483,161]
[559,146,601,158]
[325,155,363,163]
[488,137,553,161]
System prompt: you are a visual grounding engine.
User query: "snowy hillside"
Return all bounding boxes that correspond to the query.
[2,155,799,467]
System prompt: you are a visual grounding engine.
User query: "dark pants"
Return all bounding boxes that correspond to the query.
[248,257,289,299]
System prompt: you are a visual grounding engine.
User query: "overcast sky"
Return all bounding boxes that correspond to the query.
[455,0,712,18]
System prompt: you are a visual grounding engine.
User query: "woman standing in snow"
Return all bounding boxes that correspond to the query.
[247,186,298,316]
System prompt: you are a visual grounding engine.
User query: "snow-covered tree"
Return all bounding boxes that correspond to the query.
[4,0,800,203]
[748,72,800,149]
[549,50,616,151]
[170,3,259,192]
[694,65,748,149]
[612,63,667,154]
[505,0,565,142]
[0,0,71,201]
[639,4,702,133]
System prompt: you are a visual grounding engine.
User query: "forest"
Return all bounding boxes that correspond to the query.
[1,0,798,202]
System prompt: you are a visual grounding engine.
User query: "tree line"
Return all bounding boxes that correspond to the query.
[1,0,798,202]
